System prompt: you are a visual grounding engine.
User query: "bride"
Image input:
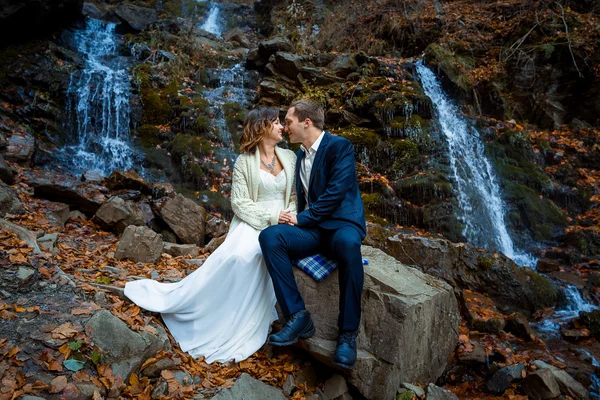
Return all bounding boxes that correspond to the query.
[124,108,297,363]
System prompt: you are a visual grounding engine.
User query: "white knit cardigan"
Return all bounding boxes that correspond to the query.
[230,146,298,230]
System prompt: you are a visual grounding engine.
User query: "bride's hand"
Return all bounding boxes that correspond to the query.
[278,210,291,224]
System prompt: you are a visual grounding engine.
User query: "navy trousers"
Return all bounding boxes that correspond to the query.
[259,224,364,332]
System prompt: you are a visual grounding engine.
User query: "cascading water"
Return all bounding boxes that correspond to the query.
[201,3,223,37]
[62,18,134,175]
[534,285,598,334]
[416,61,536,267]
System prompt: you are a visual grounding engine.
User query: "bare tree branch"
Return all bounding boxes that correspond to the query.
[557,2,584,78]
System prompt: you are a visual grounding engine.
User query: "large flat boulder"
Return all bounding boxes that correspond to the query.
[295,245,460,400]
[384,234,559,313]
[115,225,163,263]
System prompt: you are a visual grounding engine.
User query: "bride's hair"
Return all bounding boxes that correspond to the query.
[240,108,279,154]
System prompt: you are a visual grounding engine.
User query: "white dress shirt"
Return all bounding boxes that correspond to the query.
[300,131,325,210]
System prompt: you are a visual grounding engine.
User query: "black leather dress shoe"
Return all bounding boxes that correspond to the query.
[333,331,357,369]
[268,310,315,346]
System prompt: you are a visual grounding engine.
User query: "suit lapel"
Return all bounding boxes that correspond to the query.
[308,132,330,190]
[296,150,305,204]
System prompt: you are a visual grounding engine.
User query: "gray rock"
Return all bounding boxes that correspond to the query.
[523,369,561,400]
[212,373,286,400]
[204,234,226,254]
[151,182,176,199]
[17,267,35,282]
[259,37,295,58]
[223,27,251,48]
[326,54,360,77]
[173,370,193,386]
[141,358,177,378]
[159,194,206,245]
[299,66,344,86]
[385,234,559,313]
[0,155,14,184]
[324,374,348,399]
[160,229,178,244]
[0,218,41,253]
[274,52,303,80]
[486,363,525,394]
[85,309,170,381]
[151,381,168,399]
[114,3,157,30]
[401,383,425,397]
[505,313,534,341]
[115,225,163,263]
[81,169,104,182]
[46,201,70,227]
[296,365,317,387]
[536,258,560,273]
[205,216,228,238]
[95,196,145,234]
[531,361,588,399]
[0,182,22,218]
[283,374,296,396]
[551,369,589,400]
[5,131,35,165]
[296,246,460,400]
[458,341,486,364]
[162,243,200,258]
[69,210,87,221]
[20,397,47,400]
[426,384,458,400]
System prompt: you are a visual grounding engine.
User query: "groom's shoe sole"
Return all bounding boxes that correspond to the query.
[332,360,356,370]
[267,324,316,347]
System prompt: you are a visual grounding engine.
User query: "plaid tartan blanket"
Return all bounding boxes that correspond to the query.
[291,254,369,282]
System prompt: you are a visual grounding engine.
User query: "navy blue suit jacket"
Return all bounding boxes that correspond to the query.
[295,132,366,239]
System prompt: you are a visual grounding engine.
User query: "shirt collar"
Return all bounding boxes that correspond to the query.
[301,131,325,156]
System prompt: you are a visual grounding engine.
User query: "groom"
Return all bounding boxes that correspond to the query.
[259,99,366,369]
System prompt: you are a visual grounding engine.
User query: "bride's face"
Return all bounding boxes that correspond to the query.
[266,118,284,142]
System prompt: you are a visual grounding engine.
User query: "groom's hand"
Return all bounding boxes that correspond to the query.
[278,210,291,224]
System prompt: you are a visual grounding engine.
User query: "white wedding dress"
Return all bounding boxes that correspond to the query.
[124,169,285,363]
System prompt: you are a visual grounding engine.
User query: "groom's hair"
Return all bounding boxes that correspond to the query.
[291,99,324,130]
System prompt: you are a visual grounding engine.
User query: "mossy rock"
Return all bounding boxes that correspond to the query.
[504,182,567,240]
[141,88,170,124]
[222,102,247,151]
[168,134,213,161]
[338,126,380,148]
[477,256,495,270]
[522,268,559,309]
[580,310,600,339]
[137,124,161,147]
[393,171,453,206]
[195,115,211,134]
[133,63,153,89]
[425,43,475,90]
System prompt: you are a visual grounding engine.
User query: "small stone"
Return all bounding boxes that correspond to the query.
[151,381,168,399]
[324,374,348,400]
[183,259,205,268]
[426,384,458,400]
[401,383,425,397]
[505,313,534,341]
[75,382,106,397]
[141,358,177,378]
[17,267,35,282]
[37,233,58,252]
[458,341,487,364]
[94,291,108,306]
[82,169,104,182]
[163,243,200,257]
[69,210,87,221]
[486,363,525,394]
[173,370,193,386]
[283,374,296,396]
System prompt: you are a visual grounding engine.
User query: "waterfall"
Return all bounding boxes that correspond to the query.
[62,18,134,176]
[202,63,253,161]
[534,285,597,334]
[416,61,535,267]
[201,3,223,37]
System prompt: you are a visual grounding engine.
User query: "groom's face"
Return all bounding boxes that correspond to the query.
[284,107,305,144]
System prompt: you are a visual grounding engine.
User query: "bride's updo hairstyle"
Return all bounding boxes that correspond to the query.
[240,108,279,154]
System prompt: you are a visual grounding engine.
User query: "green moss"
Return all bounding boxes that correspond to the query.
[477,256,494,270]
[168,134,212,161]
[222,102,247,151]
[523,268,559,309]
[394,171,453,206]
[338,126,380,148]
[133,63,153,88]
[195,115,211,134]
[362,193,380,213]
[425,43,475,90]
[137,124,161,147]
[141,88,170,124]
[580,310,600,339]
[193,96,211,113]
[396,391,415,400]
